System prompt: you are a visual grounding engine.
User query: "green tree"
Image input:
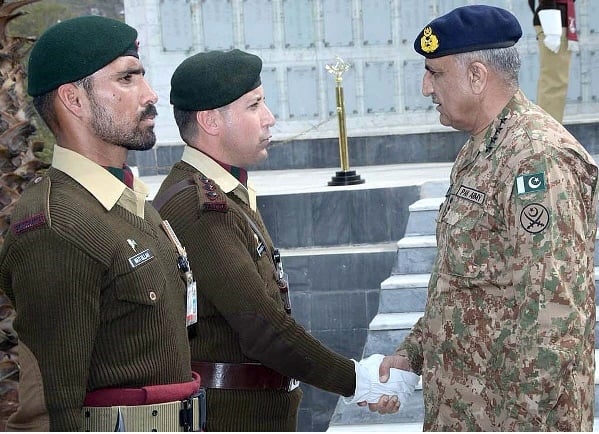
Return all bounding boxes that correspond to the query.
[0,0,49,428]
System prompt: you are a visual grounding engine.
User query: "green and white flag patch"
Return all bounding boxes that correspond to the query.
[516,172,545,195]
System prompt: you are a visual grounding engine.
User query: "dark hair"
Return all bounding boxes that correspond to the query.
[32,90,58,131]
[173,107,198,144]
[32,76,95,132]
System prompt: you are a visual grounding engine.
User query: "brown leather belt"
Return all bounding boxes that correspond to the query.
[191,361,299,391]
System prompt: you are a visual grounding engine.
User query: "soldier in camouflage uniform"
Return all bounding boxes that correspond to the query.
[370,5,598,431]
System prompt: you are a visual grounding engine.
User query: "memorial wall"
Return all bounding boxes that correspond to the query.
[124,0,598,174]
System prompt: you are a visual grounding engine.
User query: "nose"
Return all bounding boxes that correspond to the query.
[142,77,158,105]
[422,71,433,97]
[262,104,276,128]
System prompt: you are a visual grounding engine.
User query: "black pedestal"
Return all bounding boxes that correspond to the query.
[328,170,365,186]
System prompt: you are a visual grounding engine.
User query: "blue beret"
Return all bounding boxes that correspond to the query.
[170,49,262,111]
[414,5,522,59]
[28,16,139,97]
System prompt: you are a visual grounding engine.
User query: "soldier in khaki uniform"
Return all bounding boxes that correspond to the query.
[154,49,419,431]
[529,0,578,123]
[370,5,598,431]
[0,17,202,431]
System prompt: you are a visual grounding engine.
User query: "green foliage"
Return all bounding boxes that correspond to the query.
[8,0,124,38]
[6,0,124,160]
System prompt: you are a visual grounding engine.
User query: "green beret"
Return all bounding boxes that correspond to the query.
[28,16,139,97]
[414,5,522,59]
[170,49,262,111]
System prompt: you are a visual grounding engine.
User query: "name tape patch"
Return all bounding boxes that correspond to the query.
[456,185,486,205]
[128,249,154,268]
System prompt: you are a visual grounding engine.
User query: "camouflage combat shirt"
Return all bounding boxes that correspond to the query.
[400,90,598,431]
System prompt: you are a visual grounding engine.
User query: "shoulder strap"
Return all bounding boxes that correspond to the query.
[152,177,196,212]
[238,208,278,272]
[238,208,291,313]
[238,208,268,251]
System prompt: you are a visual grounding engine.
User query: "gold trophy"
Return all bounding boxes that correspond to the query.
[325,56,364,186]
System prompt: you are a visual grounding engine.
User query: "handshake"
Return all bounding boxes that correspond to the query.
[343,353,420,413]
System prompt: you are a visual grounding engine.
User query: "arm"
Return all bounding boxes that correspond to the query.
[1,232,102,431]
[502,146,597,430]
[187,207,356,397]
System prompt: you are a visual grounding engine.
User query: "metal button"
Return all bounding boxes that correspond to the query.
[149,291,157,301]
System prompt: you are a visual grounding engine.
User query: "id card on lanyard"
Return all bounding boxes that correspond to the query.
[161,220,198,326]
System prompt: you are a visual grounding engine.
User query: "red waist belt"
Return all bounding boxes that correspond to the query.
[84,371,201,407]
[191,361,294,391]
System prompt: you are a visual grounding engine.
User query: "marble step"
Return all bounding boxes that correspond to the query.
[379,267,599,314]
[327,350,599,431]
[404,197,444,237]
[393,235,437,275]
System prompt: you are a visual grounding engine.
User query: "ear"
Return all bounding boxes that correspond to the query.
[469,61,488,95]
[197,110,220,136]
[56,83,86,117]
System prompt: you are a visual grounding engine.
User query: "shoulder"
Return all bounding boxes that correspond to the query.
[155,167,230,216]
[195,175,229,213]
[8,175,52,238]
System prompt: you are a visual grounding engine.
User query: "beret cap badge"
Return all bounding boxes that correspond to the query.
[420,27,439,54]
[413,5,522,59]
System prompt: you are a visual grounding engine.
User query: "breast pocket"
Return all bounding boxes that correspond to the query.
[114,259,166,306]
[439,202,505,281]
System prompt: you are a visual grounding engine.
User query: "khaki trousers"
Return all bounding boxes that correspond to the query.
[535,25,571,123]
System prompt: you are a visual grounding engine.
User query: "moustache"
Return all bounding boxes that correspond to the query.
[141,105,158,119]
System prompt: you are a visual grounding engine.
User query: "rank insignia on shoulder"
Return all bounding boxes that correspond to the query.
[516,172,545,195]
[203,202,228,212]
[13,213,46,235]
[199,177,228,213]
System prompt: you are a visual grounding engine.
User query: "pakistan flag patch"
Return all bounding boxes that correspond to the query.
[516,172,546,195]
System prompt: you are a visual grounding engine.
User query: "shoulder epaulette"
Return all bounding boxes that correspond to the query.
[11,176,51,236]
[196,175,228,213]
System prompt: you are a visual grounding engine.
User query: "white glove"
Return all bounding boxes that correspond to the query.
[343,354,420,405]
[538,9,562,53]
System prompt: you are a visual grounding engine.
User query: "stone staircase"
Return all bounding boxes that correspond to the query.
[328,192,599,431]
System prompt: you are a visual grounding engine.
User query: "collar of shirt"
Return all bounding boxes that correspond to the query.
[474,89,526,156]
[51,144,149,218]
[181,146,257,211]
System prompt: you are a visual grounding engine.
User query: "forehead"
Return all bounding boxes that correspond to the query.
[425,55,455,71]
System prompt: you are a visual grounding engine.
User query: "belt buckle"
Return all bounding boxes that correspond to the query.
[287,378,300,392]
[179,397,194,432]
[178,388,206,432]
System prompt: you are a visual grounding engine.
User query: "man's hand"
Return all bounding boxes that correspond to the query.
[363,353,415,414]
[378,353,411,382]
